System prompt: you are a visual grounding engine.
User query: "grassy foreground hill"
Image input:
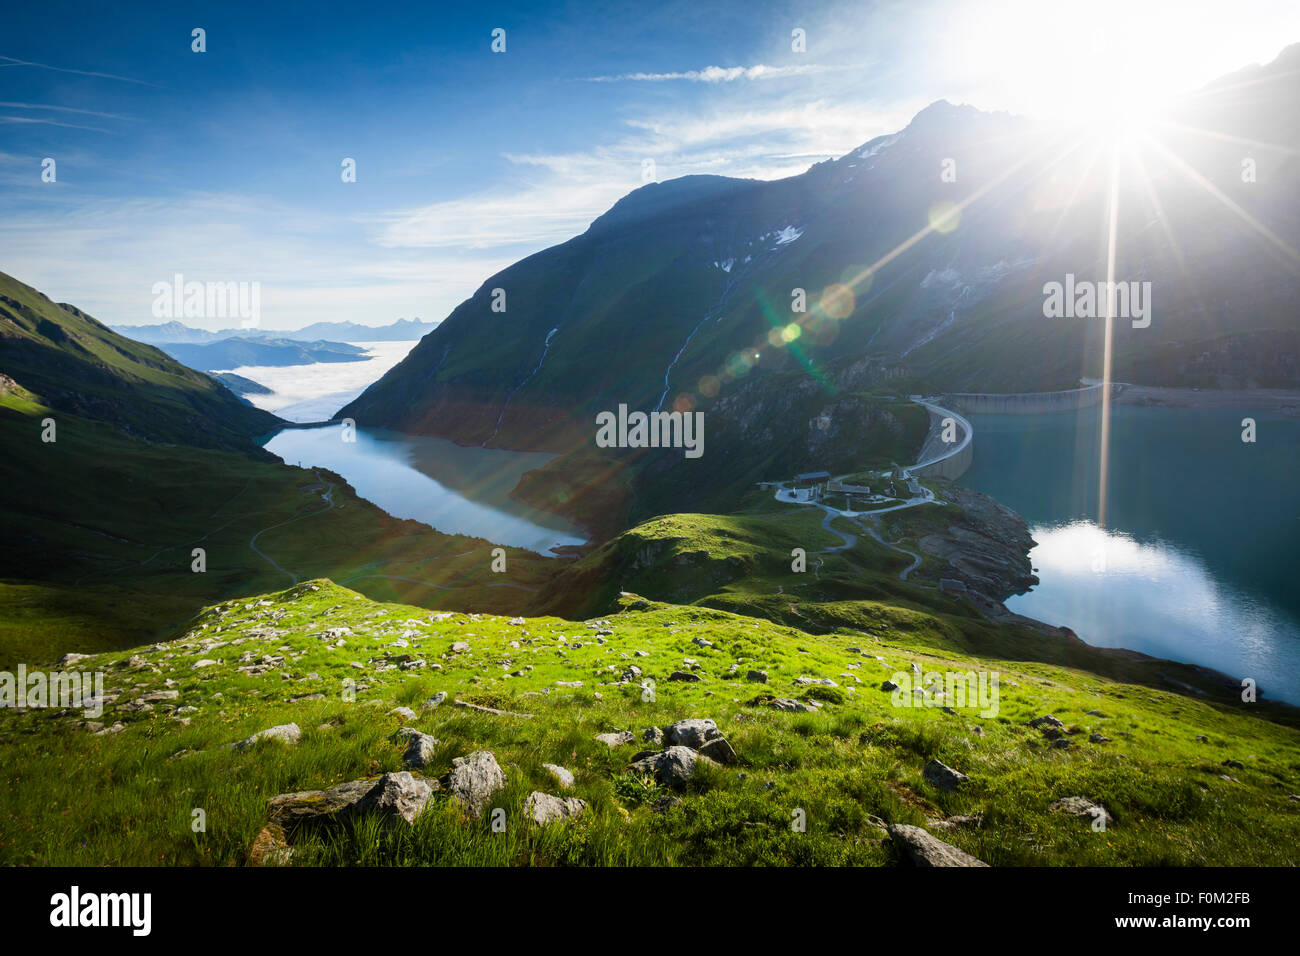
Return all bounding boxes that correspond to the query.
[2,579,1296,867]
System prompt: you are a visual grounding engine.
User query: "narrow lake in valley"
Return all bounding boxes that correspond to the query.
[263,425,587,556]
[960,404,1300,703]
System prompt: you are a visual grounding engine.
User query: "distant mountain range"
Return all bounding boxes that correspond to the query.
[112,317,437,346]
[156,337,369,371]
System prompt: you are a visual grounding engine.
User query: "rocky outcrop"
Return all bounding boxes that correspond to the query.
[911,484,1037,600]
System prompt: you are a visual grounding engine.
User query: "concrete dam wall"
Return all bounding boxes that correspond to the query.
[943,383,1118,415]
[911,401,974,480]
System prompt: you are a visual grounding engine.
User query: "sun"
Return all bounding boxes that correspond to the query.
[942,0,1300,136]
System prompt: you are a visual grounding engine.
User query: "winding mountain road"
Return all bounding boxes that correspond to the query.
[248,474,337,585]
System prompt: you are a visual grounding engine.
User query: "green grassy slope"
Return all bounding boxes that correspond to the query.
[530,505,1294,720]
[0,271,277,449]
[0,390,553,668]
[2,580,1295,867]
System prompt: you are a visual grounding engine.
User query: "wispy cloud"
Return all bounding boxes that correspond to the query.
[585,63,831,83]
[373,96,900,254]
[0,55,157,87]
[0,115,113,134]
[0,101,135,121]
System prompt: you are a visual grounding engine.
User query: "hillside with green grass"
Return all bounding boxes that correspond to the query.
[0,271,278,450]
[0,388,554,669]
[3,579,1296,867]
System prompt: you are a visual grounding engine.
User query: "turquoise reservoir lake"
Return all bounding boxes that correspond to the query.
[263,426,586,556]
[961,405,1299,703]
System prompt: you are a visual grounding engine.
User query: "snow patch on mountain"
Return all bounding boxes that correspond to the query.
[857,133,901,161]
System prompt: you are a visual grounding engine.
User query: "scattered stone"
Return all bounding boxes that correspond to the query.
[1049,796,1112,828]
[249,822,293,866]
[922,759,968,792]
[763,697,817,713]
[929,813,983,831]
[1028,714,1065,729]
[543,763,575,789]
[667,671,701,683]
[794,677,837,687]
[881,680,900,692]
[524,791,587,825]
[595,730,636,747]
[445,751,506,818]
[453,700,533,718]
[423,692,448,710]
[642,726,664,745]
[232,722,302,750]
[630,746,715,790]
[365,771,437,824]
[746,670,768,683]
[888,824,988,867]
[698,737,738,765]
[389,706,417,722]
[451,641,470,653]
[401,731,440,769]
[664,718,721,749]
[269,773,432,829]
[651,794,683,813]
[1222,759,1245,770]
[1089,733,1111,743]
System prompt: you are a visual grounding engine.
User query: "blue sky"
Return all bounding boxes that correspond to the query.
[2,0,1297,329]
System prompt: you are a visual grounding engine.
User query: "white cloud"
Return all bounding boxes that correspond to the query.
[585,63,832,83]
[374,98,903,253]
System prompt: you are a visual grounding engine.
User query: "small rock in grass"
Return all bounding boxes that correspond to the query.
[922,759,968,792]
[543,763,575,789]
[232,722,302,750]
[524,791,587,825]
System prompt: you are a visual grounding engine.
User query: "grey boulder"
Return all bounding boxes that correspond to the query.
[445,750,506,818]
[524,791,587,825]
[888,824,988,867]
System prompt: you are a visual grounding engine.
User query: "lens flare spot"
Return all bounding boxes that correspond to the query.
[726,352,752,377]
[821,283,855,320]
[672,393,696,414]
[698,375,720,397]
[781,322,801,342]
[928,200,961,234]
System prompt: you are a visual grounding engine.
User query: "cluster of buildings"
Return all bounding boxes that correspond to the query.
[769,467,922,509]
